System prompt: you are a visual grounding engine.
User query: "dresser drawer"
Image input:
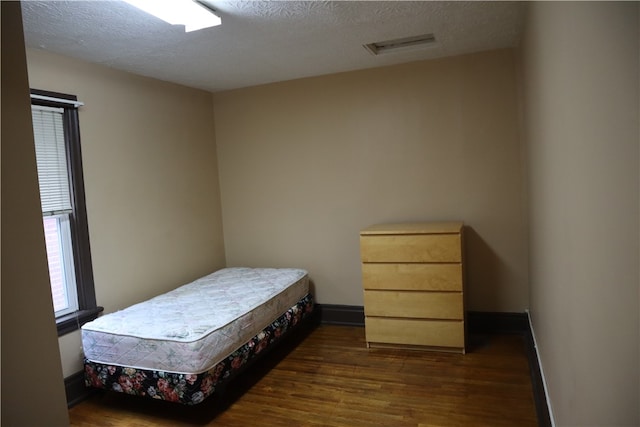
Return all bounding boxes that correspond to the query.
[365,317,464,349]
[362,263,462,291]
[364,290,463,319]
[360,234,461,263]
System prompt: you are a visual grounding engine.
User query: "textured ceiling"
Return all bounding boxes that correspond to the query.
[21,1,524,92]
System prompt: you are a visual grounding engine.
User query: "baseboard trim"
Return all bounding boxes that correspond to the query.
[317,304,365,326]
[525,311,554,427]
[318,306,532,334]
[466,311,529,334]
[64,370,94,408]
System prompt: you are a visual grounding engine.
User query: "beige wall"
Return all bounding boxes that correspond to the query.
[214,48,528,312]
[522,2,639,425]
[26,49,226,376]
[1,2,70,425]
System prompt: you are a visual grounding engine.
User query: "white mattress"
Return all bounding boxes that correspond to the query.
[81,267,309,374]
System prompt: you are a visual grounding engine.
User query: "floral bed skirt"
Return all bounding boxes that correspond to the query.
[84,293,314,405]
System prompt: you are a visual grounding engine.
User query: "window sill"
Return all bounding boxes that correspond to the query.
[56,306,103,336]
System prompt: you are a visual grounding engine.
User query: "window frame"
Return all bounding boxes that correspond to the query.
[43,213,79,316]
[31,88,103,336]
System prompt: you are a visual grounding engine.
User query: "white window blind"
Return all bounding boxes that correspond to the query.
[32,105,72,215]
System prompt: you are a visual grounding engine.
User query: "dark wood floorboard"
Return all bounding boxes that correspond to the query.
[69,325,537,426]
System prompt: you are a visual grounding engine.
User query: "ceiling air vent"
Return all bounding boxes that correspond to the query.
[364,33,436,55]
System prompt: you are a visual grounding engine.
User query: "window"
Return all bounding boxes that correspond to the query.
[31,89,102,335]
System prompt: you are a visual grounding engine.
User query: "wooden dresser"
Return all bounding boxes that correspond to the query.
[360,222,465,353]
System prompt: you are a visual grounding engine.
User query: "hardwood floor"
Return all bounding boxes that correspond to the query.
[69,325,538,426]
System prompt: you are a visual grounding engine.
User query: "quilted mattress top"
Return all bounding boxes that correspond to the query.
[82,267,308,342]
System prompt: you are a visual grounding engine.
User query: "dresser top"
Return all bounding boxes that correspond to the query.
[360,222,463,235]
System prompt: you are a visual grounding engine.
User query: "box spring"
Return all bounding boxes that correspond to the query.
[82,267,314,404]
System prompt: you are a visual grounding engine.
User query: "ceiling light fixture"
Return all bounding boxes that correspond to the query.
[364,33,436,55]
[123,0,221,32]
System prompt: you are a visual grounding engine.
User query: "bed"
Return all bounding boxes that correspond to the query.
[82,267,315,405]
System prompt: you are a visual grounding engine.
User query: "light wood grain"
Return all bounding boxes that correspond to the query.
[364,290,463,319]
[360,222,464,235]
[360,222,465,352]
[365,317,465,348]
[360,234,462,263]
[362,263,463,291]
[68,325,538,427]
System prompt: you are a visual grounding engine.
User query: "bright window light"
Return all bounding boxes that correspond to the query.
[123,0,221,32]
